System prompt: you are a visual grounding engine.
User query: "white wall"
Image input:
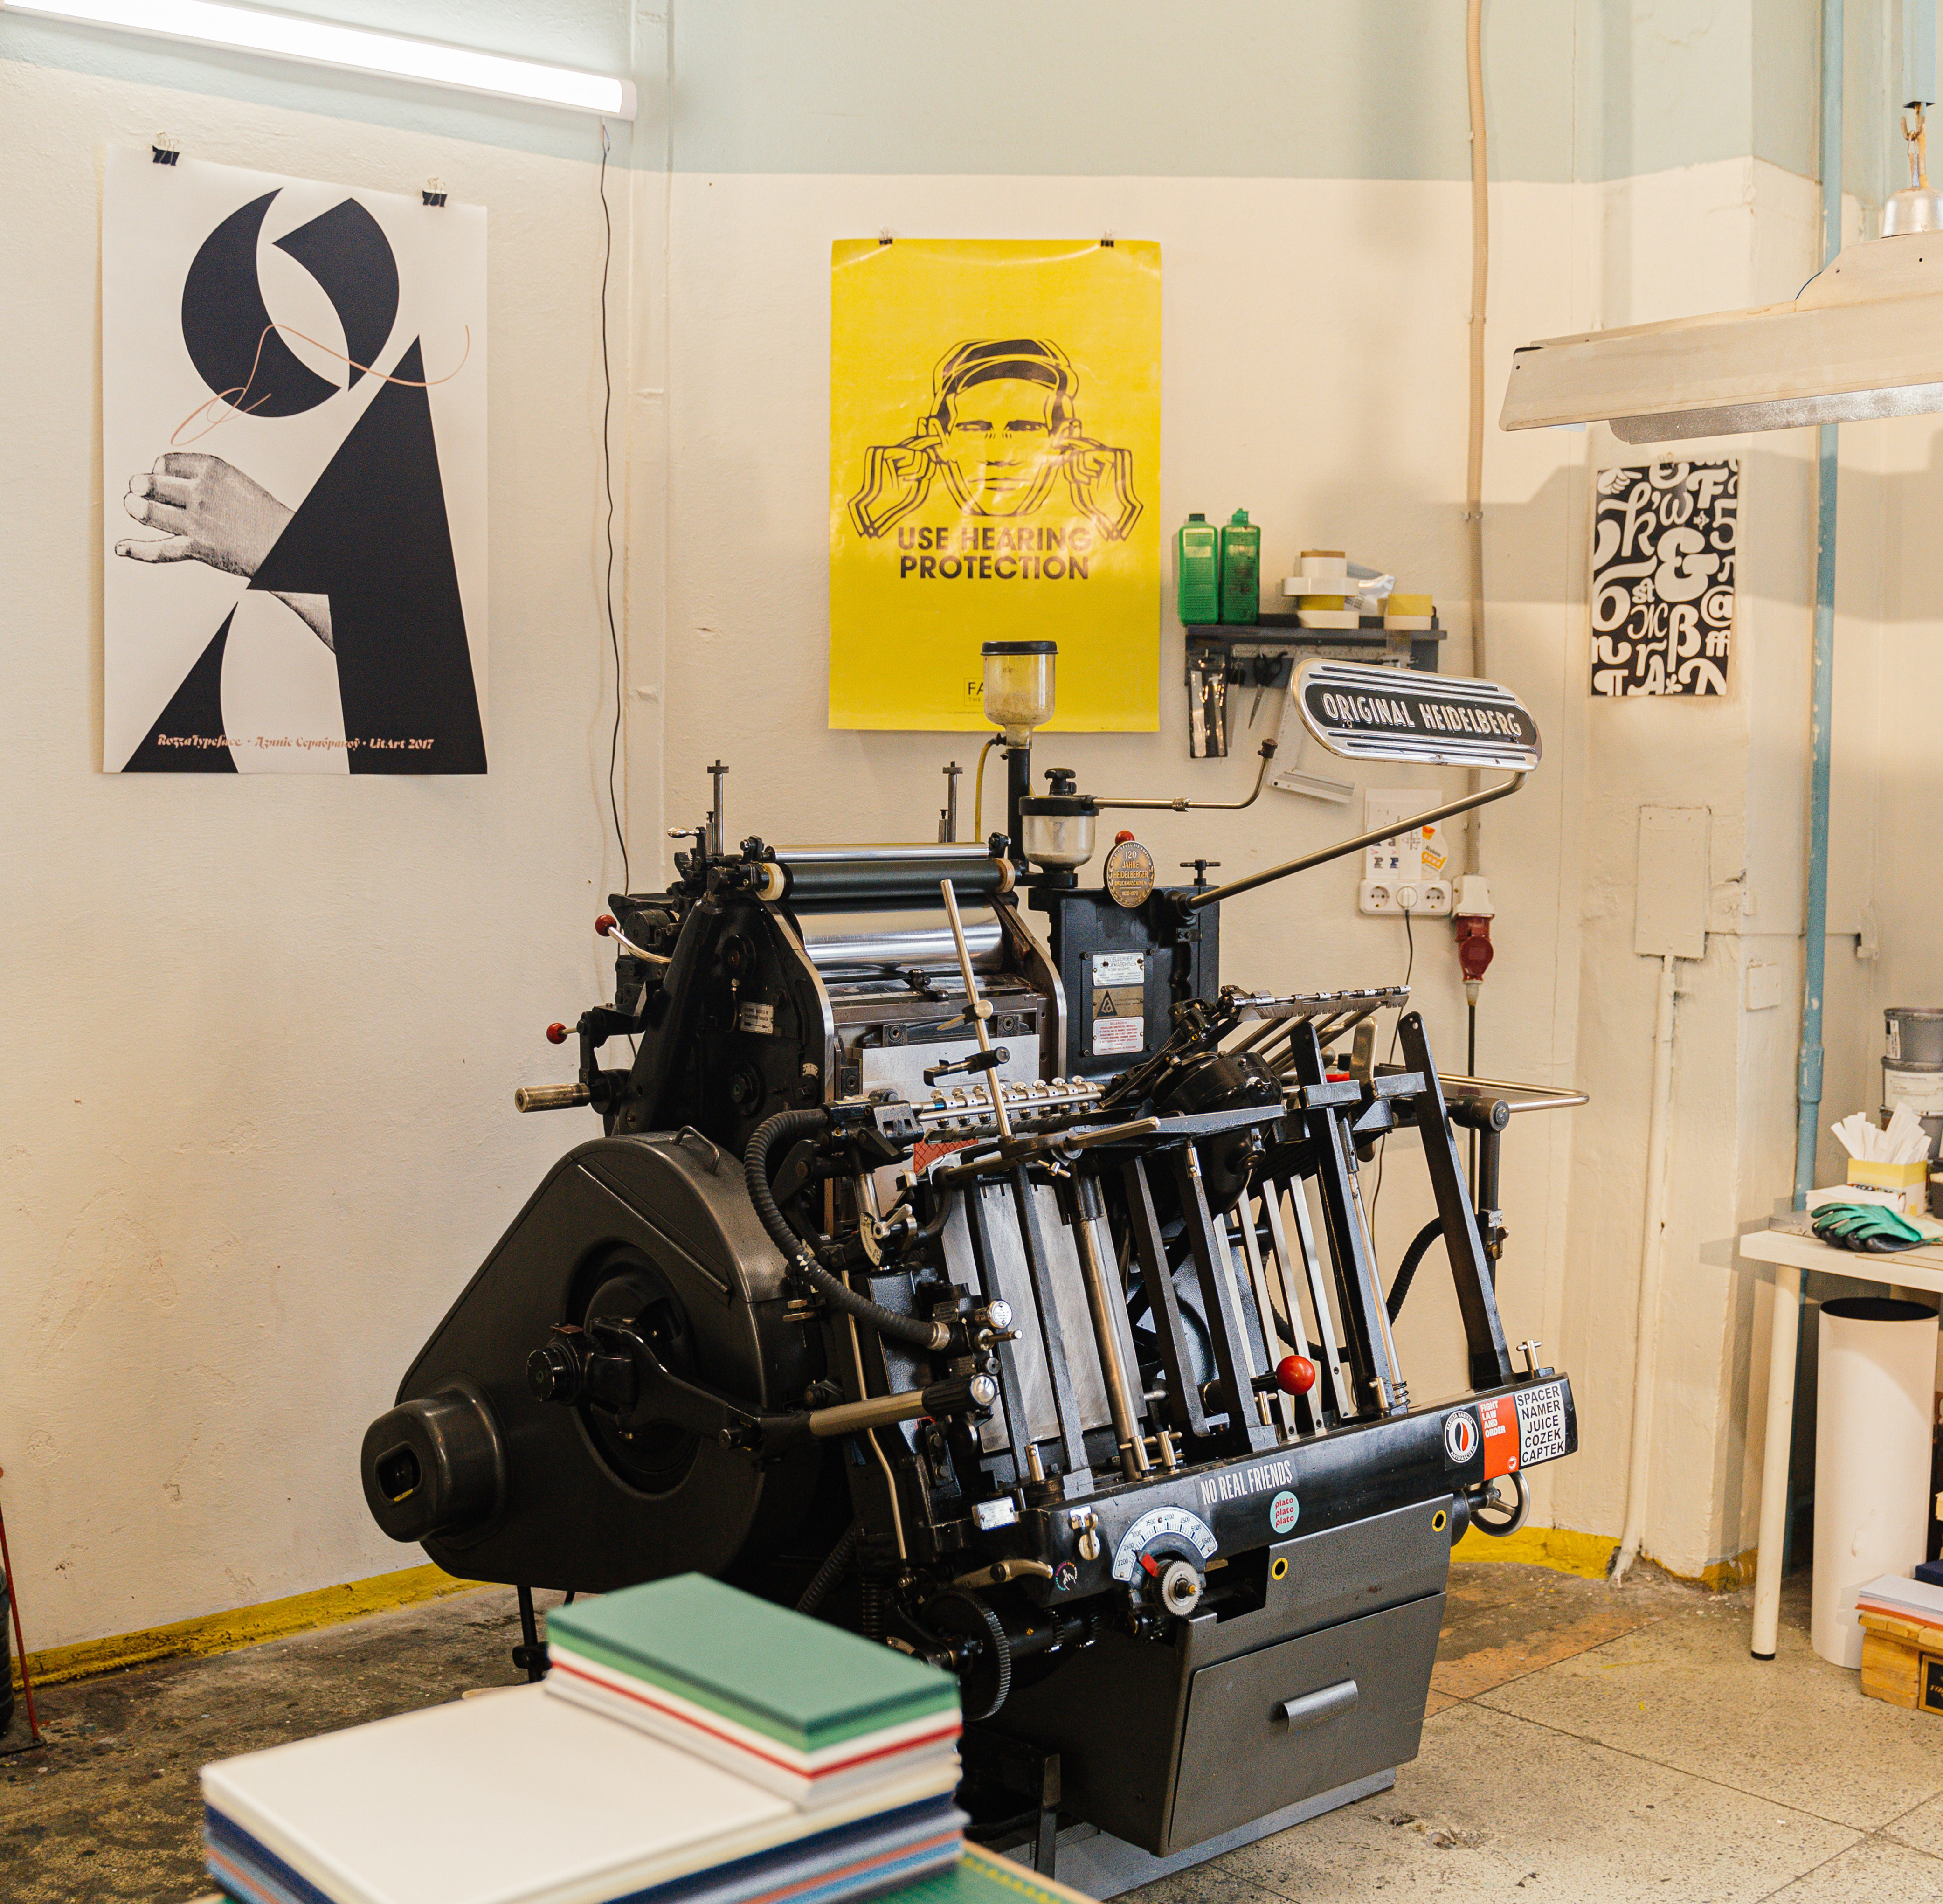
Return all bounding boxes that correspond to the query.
[0,60,633,1649]
[1,0,1887,1650]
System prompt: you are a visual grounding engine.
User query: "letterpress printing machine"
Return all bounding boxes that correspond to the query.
[361,650,1583,1879]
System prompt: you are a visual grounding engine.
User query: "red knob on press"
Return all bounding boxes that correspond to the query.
[1114,829,1136,845]
[595,914,618,937]
[1274,1354,1317,1396]
[546,1023,570,1046]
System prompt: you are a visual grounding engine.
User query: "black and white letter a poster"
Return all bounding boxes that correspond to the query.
[103,149,487,773]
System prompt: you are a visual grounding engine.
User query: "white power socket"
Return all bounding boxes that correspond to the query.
[1359,878,1453,916]
[1358,790,1453,916]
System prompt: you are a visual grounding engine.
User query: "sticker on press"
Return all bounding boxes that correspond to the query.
[1514,1382,1570,1467]
[1443,1410,1479,1465]
[1478,1395,1520,1479]
[1268,1490,1300,1535]
[1053,1561,1079,1592]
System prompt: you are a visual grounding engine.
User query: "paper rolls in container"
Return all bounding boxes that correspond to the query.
[1811,1296,1940,1668]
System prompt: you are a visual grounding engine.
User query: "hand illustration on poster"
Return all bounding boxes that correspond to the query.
[102,150,488,773]
[829,240,1160,734]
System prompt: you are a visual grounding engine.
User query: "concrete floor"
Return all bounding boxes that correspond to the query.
[3,1564,1940,1903]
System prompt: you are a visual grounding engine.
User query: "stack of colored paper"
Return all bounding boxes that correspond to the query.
[1857,1572,1943,1632]
[201,1680,964,1904]
[545,1575,963,1809]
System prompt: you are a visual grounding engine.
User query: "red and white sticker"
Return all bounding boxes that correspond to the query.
[1478,1395,1520,1479]
[913,1137,975,1173]
[1514,1382,1570,1467]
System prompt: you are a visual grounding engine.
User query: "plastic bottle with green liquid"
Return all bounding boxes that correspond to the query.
[1175,513,1220,623]
[1219,509,1260,624]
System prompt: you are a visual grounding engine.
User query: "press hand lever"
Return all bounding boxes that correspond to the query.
[596,913,670,965]
[515,1083,592,1113]
[1273,1354,1318,1396]
[923,1046,1009,1087]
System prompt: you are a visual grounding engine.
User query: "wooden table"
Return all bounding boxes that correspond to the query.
[1739,1222,1943,1658]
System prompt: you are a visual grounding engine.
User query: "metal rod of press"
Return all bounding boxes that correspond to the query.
[1184,772,1526,912]
[1070,1177,1149,1479]
[940,879,1010,1141]
[1096,741,1278,812]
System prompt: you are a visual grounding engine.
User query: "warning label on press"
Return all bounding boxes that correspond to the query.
[1479,1395,1519,1479]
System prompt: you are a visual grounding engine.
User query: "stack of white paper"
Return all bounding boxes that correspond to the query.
[201,1686,963,1904]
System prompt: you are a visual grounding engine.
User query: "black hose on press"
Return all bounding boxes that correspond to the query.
[796,1521,860,1615]
[1386,1218,1446,1323]
[743,1110,950,1353]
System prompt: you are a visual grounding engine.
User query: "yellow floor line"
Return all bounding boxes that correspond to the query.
[1452,1523,1620,1580]
[1453,1524,1756,1591]
[14,1563,484,1690]
[13,1525,1759,1696]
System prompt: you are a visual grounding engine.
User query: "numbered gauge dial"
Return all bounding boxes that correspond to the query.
[1110,1505,1219,1583]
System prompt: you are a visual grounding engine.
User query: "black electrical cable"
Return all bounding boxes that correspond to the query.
[796,1522,860,1615]
[743,1111,949,1351]
[596,121,629,895]
[1385,1217,1445,1323]
[1466,998,1479,1184]
[1367,907,1416,1234]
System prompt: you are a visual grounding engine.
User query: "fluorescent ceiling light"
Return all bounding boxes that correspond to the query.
[1500,233,1943,443]
[5,0,635,119]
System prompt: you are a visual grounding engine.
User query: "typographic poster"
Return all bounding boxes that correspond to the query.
[102,149,487,772]
[830,240,1161,731]
[1590,460,1737,698]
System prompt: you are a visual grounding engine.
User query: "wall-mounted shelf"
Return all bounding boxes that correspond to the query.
[1183,614,1445,675]
[1178,617,1445,759]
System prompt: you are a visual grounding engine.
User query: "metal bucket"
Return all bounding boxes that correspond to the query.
[1882,1066,1943,1127]
[1886,1007,1943,1068]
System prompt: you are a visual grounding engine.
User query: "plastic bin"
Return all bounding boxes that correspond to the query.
[1812,1296,1941,1667]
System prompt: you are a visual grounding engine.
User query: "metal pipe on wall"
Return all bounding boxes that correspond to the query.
[1756,0,1845,1663]
[1613,952,1683,1585]
[1465,0,1491,878]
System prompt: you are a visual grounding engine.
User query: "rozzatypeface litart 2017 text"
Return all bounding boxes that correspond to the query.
[153,734,436,751]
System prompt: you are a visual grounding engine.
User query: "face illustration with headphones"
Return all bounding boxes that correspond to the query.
[848,339,1141,542]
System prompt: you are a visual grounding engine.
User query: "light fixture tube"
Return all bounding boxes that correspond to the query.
[4,0,636,119]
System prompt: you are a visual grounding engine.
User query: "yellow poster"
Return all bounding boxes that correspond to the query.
[830,239,1160,732]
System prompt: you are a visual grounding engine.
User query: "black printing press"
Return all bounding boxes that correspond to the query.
[361,648,1582,1869]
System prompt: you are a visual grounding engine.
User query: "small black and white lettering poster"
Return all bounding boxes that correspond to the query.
[1590,461,1736,697]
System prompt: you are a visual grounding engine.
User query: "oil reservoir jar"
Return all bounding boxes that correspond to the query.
[1019,768,1098,871]
[982,639,1057,745]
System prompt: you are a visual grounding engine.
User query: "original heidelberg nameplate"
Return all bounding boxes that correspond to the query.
[1295,659,1541,772]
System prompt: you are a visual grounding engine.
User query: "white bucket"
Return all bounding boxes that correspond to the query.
[1811,1296,1940,1668]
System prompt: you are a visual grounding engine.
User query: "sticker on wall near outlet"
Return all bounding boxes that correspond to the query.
[1358,789,1452,916]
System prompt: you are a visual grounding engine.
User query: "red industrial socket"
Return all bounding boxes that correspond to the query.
[1453,914,1494,985]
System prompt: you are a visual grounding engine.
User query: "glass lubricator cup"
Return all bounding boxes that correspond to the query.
[1018,769,1098,871]
[982,640,1056,745]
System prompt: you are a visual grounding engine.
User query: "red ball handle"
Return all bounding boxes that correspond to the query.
[595,914,617,937]
[1274,1354,1317,1397]
[546,1022,570,1046]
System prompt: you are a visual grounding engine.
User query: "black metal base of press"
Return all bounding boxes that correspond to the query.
[969,1766,1396,1899]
